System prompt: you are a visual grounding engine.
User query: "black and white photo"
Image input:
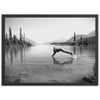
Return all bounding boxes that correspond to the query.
[2,15,98,85]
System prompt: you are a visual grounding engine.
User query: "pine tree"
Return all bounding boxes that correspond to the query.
[80,36,82,45]
[74,32,76,45]
[9,27,13,45]
[5,33,8,40]
[20,28,22,42]
[13,34,17,44]
[24,32,25,43]
[19,28,25,46]
[9,27,12,40]
[84,38,88,45]
[5,33,9,46]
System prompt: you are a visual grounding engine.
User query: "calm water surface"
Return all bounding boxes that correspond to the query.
[5,44,95,83]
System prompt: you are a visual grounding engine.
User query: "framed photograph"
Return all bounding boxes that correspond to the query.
[2,14,98,85]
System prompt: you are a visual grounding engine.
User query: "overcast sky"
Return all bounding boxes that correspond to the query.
[5,17,95,43]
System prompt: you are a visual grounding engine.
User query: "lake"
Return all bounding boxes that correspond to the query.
[5,44,95,84]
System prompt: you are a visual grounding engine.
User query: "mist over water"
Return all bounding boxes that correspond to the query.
[5,44,95,83]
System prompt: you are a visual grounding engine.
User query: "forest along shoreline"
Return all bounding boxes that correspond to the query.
[5,27,34,47]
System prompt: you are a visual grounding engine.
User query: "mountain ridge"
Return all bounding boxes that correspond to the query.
[49,30,95,44]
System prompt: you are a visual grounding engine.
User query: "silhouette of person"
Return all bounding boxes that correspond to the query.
[52,47,73,57]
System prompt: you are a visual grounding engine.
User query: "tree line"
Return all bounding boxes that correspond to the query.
[5,27,32,47]
[51,32,95,46]
[74,32,95,46]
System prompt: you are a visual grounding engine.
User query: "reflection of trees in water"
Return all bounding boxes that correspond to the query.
[5,47,9,59]
[20,47,23,63]
[79,46,95,57]
[5,47,26,65]
[80,46,82,54]
[72,45,89,55]
[73,46,76,55]
[79,46,88,54]
[73,46,83,55]
[52,56,73,65]
[10,48,13,66]
[13,47,18,57]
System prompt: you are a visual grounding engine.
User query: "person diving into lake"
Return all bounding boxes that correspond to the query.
[52,47,73,57]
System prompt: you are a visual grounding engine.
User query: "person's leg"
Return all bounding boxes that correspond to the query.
[61,49,73,56]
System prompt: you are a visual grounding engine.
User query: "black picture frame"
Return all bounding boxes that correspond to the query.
[2,14,98,86]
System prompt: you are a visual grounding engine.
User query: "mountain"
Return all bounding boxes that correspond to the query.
[76,36,96,46]
[69,30,96,46]
[67,30,95,43]
[26,38,36,45]
[22,37,36,45]
[67,34,86,42]
[86,30,95,37]
[50,30,95,46]
[45,37,69,44]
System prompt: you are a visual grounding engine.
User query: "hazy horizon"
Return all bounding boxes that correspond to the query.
[5,18,95,43]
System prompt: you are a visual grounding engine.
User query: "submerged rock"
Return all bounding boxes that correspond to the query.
[77,74,96,84]
[82,76,96,83]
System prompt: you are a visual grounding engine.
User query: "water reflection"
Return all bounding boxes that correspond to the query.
[20,47,23,63]
[5,45,95,67]
[52,56,73,65]
[13,47,18,57]
[80,46,82,54]
[5,47,25,66]
[5,45,96,84]
[72,45,94,56]
[72,45,84,55]
[10,48,13,66]
[73,46,76,55]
